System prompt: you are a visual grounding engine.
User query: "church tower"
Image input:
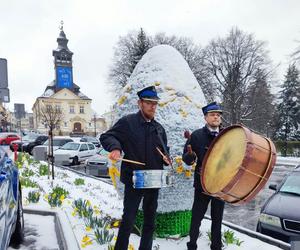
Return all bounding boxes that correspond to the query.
[52,21,74,91]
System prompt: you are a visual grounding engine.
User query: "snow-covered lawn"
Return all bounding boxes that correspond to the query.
[16,153,286,250]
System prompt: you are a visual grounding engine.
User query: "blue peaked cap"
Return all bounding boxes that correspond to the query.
[137,86,160,101]
[202,102,222,115]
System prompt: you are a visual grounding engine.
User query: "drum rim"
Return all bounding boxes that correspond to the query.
[201,124,245,195]
[201,124,277,204]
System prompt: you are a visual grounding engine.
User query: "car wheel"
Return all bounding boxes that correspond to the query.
[10,187,24,245]
[72,156,79,165]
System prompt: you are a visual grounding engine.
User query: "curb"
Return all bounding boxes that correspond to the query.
[204,215,291,250]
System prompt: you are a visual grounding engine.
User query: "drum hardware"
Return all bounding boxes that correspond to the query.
[240,167,268,180]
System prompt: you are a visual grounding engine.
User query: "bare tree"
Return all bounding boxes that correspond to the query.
[108,29,214,101]
[203,27,271,124]
[38,104,63,180]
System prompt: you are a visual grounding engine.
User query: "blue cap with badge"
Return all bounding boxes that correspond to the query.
[202,102,222,115]
[137,86,160,101]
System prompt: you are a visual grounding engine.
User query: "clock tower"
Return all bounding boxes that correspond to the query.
[52,21,74,91]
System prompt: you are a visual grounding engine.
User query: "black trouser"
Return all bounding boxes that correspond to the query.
[187,188,225,250]
[114,185,159,250]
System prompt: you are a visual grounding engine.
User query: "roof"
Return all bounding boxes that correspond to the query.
[40,81,91,100]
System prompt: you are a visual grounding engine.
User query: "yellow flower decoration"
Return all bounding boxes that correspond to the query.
[86,200,91,207]
[117,95,127,105]
[82,235,91,243]
[85,226,92,232]
[185,169,192,178]
[128,244,135,250]
[112,220,120,228]
[59,195,65,202]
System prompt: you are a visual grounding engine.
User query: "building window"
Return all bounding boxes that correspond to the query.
[55,105,61,112]
[70,106,75,114]
[80,106,84,114]
[89,123,92,127]
[64,122,67,127]
[46,105,51,111]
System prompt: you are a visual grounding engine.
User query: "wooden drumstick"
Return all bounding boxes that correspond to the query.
[108,152,145,166]
[117,158,145,166]
[109,156,145,166]
[156,147,172,167]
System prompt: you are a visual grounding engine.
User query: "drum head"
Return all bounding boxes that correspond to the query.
[202,127,247,194]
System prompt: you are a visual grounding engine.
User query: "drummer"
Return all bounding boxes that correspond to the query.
[100,85,170,250]
[182,102,225,250]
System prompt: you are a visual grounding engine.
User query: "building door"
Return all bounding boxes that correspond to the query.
[73,122,82,132]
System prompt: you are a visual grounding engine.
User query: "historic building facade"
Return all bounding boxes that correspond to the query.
[32,24,99,136]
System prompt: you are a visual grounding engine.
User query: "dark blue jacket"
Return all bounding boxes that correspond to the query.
[100,111,168,185]
[182,125,218,189]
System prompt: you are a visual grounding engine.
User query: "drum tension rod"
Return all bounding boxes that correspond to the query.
[240,167,267,180]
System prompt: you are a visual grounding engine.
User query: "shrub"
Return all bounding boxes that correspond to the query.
[74,178,85,186]
[27,191,40,203]
[47,186,69,207]
[20,177,38,188]
[39,164,49,176]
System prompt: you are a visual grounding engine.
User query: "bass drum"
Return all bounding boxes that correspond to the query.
[201,124,276,205]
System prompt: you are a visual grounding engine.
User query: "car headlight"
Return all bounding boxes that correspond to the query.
[259,213,281,227]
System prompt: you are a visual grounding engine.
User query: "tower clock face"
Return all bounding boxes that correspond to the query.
[56,66,73,88]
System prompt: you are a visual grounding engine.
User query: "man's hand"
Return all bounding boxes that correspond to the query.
[109,149,121,161]
[187,145,195,155]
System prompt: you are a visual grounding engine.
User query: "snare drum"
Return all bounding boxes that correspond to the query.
[132,170,174,189]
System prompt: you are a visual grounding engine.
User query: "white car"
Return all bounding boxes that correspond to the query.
[54,142,97,165]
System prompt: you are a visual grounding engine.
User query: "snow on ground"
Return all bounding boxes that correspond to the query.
[18,156,284,250]
[8,214,59,250]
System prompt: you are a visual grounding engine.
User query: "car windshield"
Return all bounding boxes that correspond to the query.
[61,142,80,150]
[280,174,300,196]
[22,134,38,140]
[0,133,8,138]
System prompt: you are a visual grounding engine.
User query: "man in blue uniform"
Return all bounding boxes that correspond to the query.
[100,86,169,250]
[182,102,225,250]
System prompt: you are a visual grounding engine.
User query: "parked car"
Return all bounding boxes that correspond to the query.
[33,136,74,154]
[80,136,101,148]
[0,133,20,145]
[21,135,48,154]
[257,165,300,243]
[9,133,41,152]
[85,148,113,177]
[54,142,97,165]
[0,147,24,249]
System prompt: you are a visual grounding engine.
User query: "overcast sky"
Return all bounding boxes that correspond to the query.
[0,0,299,115]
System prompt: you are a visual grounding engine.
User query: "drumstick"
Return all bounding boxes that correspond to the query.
[156,147,165,158]
[156,147,172,167]
[117,158,145,166]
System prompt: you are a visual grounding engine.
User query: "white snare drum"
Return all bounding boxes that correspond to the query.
[132,170,174,188]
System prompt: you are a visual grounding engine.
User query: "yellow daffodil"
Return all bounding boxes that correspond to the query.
[112,221,120,227]
[85,226,92,232]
